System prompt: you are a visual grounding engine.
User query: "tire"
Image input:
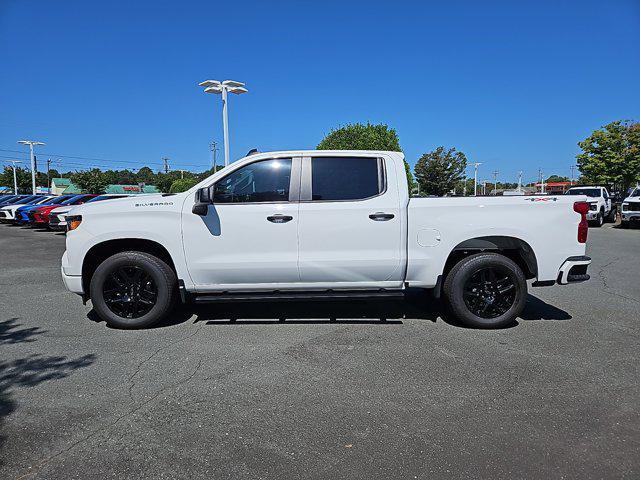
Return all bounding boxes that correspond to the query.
[606,208,617,223]
[443,253,527,329]
[591,210,604,228]
[90,251,177,329]
[621,221,629,229]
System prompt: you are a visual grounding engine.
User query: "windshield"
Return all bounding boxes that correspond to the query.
[631,188,640,197]
[40,195,73,205]
[566,188,600,198]
[60,194,91,206]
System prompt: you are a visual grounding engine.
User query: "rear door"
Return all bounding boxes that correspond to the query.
[297,155,403,287]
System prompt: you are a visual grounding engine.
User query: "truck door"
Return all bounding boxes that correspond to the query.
[182,157,301,290]
[297,155,404,287]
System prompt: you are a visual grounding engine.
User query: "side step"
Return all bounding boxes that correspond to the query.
[192,290,405,304]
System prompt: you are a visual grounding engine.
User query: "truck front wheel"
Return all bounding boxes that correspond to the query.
[89,251,178,329]
[443,253,527,328]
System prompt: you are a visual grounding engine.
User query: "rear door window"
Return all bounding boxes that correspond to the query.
[310,157,383,201]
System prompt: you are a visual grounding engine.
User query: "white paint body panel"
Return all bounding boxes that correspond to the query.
[61,150,588,296]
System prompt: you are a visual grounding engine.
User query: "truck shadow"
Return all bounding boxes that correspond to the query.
[164,292,571,329]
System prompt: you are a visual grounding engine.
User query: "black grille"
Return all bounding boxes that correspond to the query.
[626,202,640,212]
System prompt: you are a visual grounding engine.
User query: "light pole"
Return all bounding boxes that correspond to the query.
[9,160,21,194]
[470,162,482,195]
[199,80,248,167]
[492,170,500,195]
[18,140,45,194]
[517,171,523,193]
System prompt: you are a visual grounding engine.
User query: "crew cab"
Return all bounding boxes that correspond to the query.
[61,151,592,329]
[565,186,615,226]
[621,186,640,228]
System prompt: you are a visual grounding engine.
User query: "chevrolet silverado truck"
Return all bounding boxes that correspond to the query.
[61,150,592,329]
[566,185,615,227]
[621,186,640,228]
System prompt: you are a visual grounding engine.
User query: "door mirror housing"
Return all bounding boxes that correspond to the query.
[193,186,214,216]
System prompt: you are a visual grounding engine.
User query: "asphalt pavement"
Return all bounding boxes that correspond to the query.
[1,223,639,479]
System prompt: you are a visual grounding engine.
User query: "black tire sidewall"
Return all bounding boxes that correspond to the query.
[444,253,527,328]
[90,252,176,329]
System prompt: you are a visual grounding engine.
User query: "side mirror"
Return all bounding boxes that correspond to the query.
[192,187,213,216]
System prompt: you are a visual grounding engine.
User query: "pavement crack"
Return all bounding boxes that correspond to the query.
[127,324,203,403]
[596,257,640,304]
[17,326,204,480]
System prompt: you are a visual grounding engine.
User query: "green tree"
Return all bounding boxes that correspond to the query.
[577,120,640,191]
[0,166,34,193]
[71,169,109,193]
[135,166,157,185]
[414,147,467,196]
[545,175,569,183]
[317,122,415,191]
[169,178,198,193]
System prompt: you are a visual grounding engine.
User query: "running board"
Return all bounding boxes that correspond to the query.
[192,290,405,304]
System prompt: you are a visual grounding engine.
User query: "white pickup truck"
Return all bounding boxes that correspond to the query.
[621,186,640,228]
[61,150,592,329]
[565,185,615,227]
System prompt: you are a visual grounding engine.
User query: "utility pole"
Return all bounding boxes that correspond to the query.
[17,140,45,194]
[470,162,482,196]
[209,141,218,171]
[46,158,52,192]
[9,160,21,194]
[180,169,185,179]
[482,180,488,196]
[463,174,467,196]
[162,157,170,174]
[492,170,499,195]
[538,168,545,194]
[570,165,577,185]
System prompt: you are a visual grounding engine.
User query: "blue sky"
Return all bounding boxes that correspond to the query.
[1,0,639,184]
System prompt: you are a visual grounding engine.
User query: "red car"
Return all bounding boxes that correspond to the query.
[28,194,98,228]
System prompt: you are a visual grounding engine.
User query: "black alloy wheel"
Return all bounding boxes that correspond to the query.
[102,266,158,318]
[462,266,517,319]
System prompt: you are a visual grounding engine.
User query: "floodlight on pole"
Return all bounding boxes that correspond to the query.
[18,140,45,194]
[199,79,248,167]
[8,160,21,194]
[470,162,482,196]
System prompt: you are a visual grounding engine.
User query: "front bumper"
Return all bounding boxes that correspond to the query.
[61,267,84,294]
[557,256,591,285]
[621,211,640,222]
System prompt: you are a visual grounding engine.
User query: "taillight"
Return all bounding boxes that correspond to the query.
[573,201,588,243]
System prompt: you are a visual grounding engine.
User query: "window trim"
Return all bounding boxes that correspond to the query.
[208,157,301,205]
[300,156,387,203]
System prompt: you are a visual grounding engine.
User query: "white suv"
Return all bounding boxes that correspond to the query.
[621,187,640,228]
[565,186,615,227]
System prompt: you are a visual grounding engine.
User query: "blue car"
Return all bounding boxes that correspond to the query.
[14,195,76,225]
[0,195,30,206]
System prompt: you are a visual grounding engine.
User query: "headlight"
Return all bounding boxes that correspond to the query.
[589,203,598,211]
[66,215,82,231]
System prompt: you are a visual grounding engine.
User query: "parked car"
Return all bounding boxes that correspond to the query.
[62,150,592,330]
[0,195,30,206]
[0,196,53,223]
[27,194,98,228]
[49,194,130,230]
[565,186,615,226]
[620,186,640,228]
[14,195,75,225]
[0,195,42,223]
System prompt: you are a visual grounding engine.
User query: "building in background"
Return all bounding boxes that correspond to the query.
[50,178,160,195]
[535,181,572,194]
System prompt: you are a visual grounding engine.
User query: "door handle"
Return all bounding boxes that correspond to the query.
[267,214,293,223]
[369,212,394,221]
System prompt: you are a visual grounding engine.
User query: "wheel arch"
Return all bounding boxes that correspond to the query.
[442,235,538,281]
[82,238,177,298]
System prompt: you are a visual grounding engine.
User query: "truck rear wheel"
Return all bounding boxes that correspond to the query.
[89,251,177,329]
[443,253,527,328]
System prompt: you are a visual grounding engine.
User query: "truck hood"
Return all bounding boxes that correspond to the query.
[623,195,640,203]
[69,193,182,216]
